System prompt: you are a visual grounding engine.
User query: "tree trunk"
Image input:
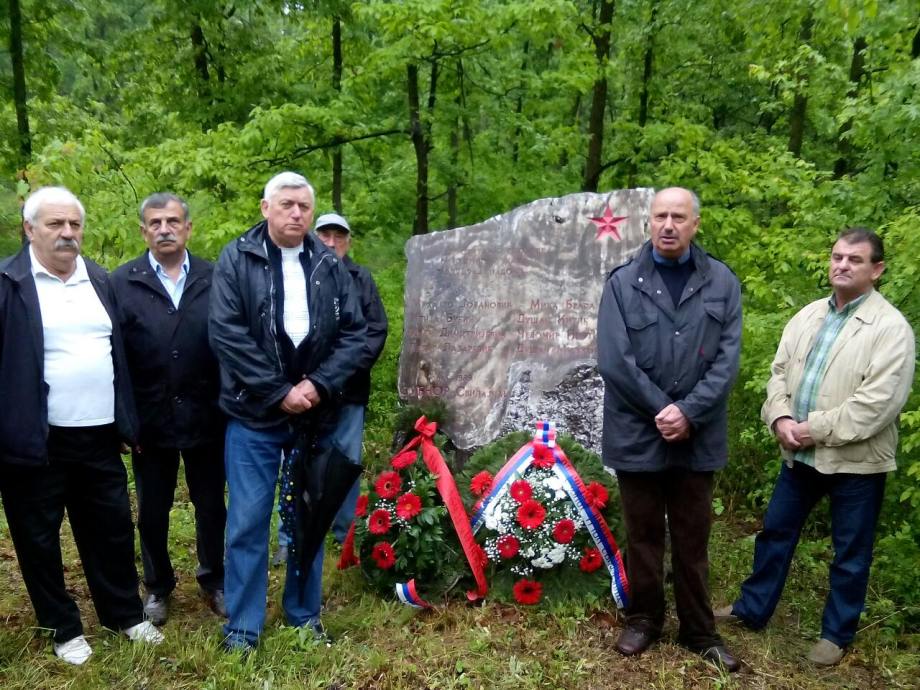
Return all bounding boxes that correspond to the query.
[833,36,867,178]
[912,22,920,59]
[408,63,429,235]
[190,23,211,84]
[447,62,462,229]
[8,0,31,167]
[582,0,615,192]
[638,0,658,128]
[332,15,343,211]
[511,41,529,166]
[787,13,813,157]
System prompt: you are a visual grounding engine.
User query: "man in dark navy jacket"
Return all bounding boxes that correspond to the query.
[0,187,163,665]
[112,193,226,627]
[597,187,742,671]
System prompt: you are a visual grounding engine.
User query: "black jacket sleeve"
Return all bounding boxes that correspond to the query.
[353,265,388,372]
[208,245,292,411]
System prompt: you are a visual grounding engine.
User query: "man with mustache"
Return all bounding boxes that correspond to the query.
[111,193,227,627]
[0,186,163,665]
[715,228,915,666]
[597,187,742,671]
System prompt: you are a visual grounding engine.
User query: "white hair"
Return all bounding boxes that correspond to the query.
[23,186,86,225]
[263,172,315,204]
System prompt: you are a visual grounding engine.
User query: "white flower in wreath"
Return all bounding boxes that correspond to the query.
[548,545,567,565]
[544,475,564,492]
[532,555,554,569]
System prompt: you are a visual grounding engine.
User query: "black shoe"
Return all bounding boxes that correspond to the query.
[143,592,169,626]
[615,627,656,657]
[700,645,741,673]
[201,588,227,618]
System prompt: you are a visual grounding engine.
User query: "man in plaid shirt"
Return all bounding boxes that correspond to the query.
[715,228,915,666]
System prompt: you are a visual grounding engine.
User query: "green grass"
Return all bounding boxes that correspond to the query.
[1,466,918,690]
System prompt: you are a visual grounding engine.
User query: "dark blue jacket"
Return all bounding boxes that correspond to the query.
[597,241,742,472]
[0,245,139,467]
[111,251,223,449]
[208,221,367,427]
[340,256,388,405]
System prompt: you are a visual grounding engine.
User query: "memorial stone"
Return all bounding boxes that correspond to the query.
[399,189,654,453]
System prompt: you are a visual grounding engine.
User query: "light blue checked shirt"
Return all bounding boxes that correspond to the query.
[148,250,190,309]
[791,291,869,465]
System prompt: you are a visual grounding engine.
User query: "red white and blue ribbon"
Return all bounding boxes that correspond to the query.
[471,421,630,608]
[395,579,432,609]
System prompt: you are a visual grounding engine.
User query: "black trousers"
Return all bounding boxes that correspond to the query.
[617,468,722,651]
[0,425,143,643]
[131,443,226,595]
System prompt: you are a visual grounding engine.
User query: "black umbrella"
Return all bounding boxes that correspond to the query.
[279,413,362,600]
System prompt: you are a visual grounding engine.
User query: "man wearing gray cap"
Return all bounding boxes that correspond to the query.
[273,212,387,563]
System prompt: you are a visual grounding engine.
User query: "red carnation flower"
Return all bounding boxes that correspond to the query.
[579,547,603,573]
[497,534,520,559]
[371,541,396,570]
[391,450,417,470]
[585,482,609,509]
[395,492,422,520]
[512,578,543,605]
[516,499,546,530]
[470,471,493,497]
[368,509,391,535]
[531,446,555,469]
[355,494,369,518]
[510,479,533,503]
[375,470,402,499]
[552,518,576,544]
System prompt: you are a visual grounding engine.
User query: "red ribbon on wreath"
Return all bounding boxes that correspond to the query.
[338,416,489,603]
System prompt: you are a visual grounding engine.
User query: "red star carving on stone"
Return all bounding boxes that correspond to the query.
[590,206,628,241]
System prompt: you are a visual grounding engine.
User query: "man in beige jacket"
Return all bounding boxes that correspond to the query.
[715,228,914,666]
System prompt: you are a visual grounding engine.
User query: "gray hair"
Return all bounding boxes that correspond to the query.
[140,192,190,223]
[263,171,315,204]
[22,186,86,225]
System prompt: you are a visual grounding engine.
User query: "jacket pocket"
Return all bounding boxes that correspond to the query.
[699,299,725,362]
[625,310,658,369]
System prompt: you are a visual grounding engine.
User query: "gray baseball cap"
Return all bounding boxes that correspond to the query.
[314,212,351,233]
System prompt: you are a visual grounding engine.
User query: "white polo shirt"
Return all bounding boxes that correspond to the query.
[30,246,115,427]
[280,245,310,346]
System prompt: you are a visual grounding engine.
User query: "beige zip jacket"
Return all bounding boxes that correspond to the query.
[761,289,915,474]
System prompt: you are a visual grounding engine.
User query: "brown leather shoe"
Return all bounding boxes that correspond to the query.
[615,627,656,656]
[700,645,741,673]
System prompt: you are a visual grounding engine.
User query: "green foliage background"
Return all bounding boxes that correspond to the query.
[1,0,918,637]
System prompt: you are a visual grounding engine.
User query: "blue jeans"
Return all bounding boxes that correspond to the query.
[277,404,365,546]
[223,419,326,648]
[732,461,886,647]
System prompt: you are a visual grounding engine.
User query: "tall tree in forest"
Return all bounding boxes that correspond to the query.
[8,0,31,167]
[582,0,616,192]
[787,11,813,157]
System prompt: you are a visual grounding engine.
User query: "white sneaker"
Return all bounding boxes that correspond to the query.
[122,620,164,645]
[53,635,93,665]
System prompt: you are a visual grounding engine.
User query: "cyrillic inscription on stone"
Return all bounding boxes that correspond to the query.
[399,189,654,450]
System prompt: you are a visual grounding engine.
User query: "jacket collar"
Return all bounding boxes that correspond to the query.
[631,241,711,317]
[238,220,336,271]
[1,243,36,283]
[126,249,208,298]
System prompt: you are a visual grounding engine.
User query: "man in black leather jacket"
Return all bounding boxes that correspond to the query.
[208,172,366,651]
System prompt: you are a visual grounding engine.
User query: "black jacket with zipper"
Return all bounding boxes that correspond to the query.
[0,244,139,467]
[340,255,388,405]
[208,221,367,427]
[111,250,223,449]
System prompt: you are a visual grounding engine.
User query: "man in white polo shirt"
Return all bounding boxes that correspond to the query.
[0,186,163,665]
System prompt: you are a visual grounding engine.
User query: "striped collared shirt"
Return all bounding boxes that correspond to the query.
[791,291,869,465]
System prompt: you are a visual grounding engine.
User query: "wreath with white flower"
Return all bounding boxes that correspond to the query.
[461,424,628,607]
